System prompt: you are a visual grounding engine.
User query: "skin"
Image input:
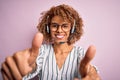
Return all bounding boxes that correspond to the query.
[1,16,101,80]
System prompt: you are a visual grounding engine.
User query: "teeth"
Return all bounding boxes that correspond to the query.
[56,35,64,38]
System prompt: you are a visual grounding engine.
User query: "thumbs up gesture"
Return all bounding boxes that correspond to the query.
[80,45,101,80]
[1,32,43,80]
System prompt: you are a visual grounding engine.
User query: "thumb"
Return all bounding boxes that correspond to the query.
[80,45,96,78]
[31,32,43,55]
[29,32,43,65]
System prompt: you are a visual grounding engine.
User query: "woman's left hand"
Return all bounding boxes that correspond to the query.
[79,45,101,80]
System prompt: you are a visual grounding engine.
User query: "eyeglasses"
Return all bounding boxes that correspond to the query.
[50,23,71,32]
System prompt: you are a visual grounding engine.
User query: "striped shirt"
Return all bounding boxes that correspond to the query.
[23,44,85,80]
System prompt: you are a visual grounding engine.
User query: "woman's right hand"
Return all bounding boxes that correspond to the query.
[1,32,43,80]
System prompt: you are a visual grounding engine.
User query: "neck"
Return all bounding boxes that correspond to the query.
[53,42,73,54]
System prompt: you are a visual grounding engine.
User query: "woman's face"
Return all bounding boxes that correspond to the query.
[50,16,71,44]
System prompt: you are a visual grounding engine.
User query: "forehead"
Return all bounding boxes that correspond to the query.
[51,15,70,23]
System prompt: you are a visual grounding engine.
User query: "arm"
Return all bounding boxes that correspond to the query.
[1,32,43,80]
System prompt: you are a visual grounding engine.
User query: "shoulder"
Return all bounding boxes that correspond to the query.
[40,43,51,48]
[40,43,52,50]
[74,45,84,53]
[38,43,53,55]
[36,44,52,64]
[74,45,85,58]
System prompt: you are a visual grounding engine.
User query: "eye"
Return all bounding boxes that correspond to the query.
[62,25,69,28]
[51,23,58,28]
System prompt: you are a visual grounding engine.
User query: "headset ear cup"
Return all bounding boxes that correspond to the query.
[71,20,75,33]
[46,16,50,33]
[47,25,49,33]
[71,26,75,33]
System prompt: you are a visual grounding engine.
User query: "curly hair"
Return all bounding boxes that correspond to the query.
[37,4,84,45]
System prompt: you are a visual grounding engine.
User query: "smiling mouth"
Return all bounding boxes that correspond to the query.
[55,35,64,39]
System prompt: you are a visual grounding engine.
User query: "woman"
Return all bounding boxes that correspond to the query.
[1,4,100,80]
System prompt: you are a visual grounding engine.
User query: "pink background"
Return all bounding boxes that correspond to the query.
[0,0,120,80]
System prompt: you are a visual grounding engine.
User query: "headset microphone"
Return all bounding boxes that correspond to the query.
[59,42,65,44]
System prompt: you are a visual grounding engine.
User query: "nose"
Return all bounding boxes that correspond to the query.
[56,26,63,32]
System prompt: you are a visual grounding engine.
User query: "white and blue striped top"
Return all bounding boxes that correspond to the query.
[23,44,85,80]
